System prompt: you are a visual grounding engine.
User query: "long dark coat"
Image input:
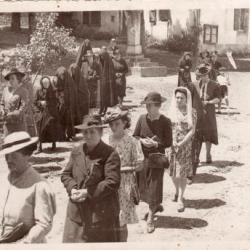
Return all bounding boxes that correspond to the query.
[199,79,220,145]
[75,40,92,69]
[34,85,64,143]
[69,63,89,120]
[55,67,81,138]
[61,140,121,243]
[112,57,129,98]
[99,52,118,111]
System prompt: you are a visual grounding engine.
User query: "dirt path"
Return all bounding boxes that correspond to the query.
[0,72,250,242]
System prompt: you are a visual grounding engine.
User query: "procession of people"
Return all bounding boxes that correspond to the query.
[0,38,227,243]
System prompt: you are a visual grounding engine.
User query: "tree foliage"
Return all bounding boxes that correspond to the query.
[1,13,76,75]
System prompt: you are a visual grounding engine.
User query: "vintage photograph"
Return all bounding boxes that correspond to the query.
[0,3,249,244]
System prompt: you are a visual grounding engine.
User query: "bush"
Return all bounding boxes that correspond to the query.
[1,13,76,74]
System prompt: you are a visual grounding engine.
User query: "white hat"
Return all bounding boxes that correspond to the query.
[0,131,38,156]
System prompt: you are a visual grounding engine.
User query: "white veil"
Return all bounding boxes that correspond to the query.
[168,87,193,129]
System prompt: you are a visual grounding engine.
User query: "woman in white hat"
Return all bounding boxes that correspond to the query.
[0,68,29,136]
[0,131,56,243]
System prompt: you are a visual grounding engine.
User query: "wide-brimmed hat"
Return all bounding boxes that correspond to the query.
[0,131,38,156]
[141,92,167,104]
[195,64,211,76]
[75,115,107,130]
[104,109,129,124]
[4,68,25,81]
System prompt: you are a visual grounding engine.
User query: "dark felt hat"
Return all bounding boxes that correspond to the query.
[4,68,25,81]
[75,115,107,130]
[141,92,166,104]
[104,109,129,124]
[195,64,211,76]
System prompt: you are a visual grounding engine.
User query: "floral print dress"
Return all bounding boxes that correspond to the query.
[109,132,143,226]
[170,110,197,178]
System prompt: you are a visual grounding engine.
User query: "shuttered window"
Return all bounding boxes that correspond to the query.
[159,10,171,23]
[149,10,157,25]
[82,11,101,26]
[234,9,249,31]
[203,24,218,44]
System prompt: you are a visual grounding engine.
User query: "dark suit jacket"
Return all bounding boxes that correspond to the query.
[61,140,121,225]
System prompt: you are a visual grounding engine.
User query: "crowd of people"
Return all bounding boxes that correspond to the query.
[0,41,228,243]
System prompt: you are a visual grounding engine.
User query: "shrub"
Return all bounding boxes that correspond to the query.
[1,13,76,74]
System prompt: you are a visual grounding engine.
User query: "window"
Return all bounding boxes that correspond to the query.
[149,10,157,25]
[82,11,101,26]
[159,10,171,22]
[111,15,115,22]
[203,24,218,44]
[234,9,249,31]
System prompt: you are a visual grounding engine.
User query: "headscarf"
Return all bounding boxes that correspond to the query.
[168,87,193,129]
[75,39,92,69]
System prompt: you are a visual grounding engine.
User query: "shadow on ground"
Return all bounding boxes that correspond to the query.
[211,160,243,169]
[42,147,71,154]
[184,198,226,209]
[194,173,226,184]
[155,215,208,230]
[30,156,64,165]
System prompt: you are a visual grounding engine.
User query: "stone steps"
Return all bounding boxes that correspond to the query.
[131,65,168,77]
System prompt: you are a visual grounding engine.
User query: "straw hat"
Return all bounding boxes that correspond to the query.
[75,115,107,130]
[4,68,25,81]
[141,92,167,105]
[0,131,38,156]
[104,109,129,124]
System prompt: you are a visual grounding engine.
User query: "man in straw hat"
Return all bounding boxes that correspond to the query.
[196,64,220,164]
[133,92,172,233]
[0,131,56,243]
[61,115,121,242]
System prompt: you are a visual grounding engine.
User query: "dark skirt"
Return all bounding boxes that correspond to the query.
[88,80,98,109]
[202,104,218,145]
[219,85,228,98]
[136,159,164,208]
[115,76,126,98]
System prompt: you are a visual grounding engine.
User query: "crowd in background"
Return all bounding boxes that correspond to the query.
[0,38,230,243]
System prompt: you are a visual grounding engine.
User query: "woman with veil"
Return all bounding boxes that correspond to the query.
[168,87,197,213]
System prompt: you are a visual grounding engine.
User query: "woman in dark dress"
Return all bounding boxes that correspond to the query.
[75,39,92,69]
[99,50,118,115]
[112,49,129,108]
[108,38,119,57]
[34,76,63,153]
[196,64,220,163]
[133,92,172,234]
[55,66,80,141]
[69,63,89,120]
[178,52,192,86]
[209,51,223,81]
[61,115,121,243]
[82,50,101,114]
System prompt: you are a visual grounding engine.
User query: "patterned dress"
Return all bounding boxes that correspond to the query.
[170,109,197,178]
[109,132,143,226]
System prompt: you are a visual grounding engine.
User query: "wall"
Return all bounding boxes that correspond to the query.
[72,11,120,34]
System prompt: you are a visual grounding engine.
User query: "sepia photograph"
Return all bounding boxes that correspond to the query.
[0,1,249,246]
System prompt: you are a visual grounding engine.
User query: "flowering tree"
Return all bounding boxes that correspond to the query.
[1,13,76,77]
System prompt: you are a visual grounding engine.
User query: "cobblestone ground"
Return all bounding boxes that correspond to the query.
[0,72,250,243]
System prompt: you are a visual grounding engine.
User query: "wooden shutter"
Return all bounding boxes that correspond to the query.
[82,12,90,25]
[243,9,249,31]
[91,11,101,26]
[159,10,171,22]
[234,9,241,30]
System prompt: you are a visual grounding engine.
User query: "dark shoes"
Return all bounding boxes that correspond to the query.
[172,194,179,202]
[147,221,155,234]
[177,199,185,213]
[206,155,212,164]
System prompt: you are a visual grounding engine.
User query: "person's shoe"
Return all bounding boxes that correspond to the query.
[51,142,56,151]
[147,221,155,234]
[206,155,212,164]
[34,147,42,155]
[142,212,149,221]
[187,177,193,185]
[154,204,164,214]
[177,199,185,213]
[172,194,178,202]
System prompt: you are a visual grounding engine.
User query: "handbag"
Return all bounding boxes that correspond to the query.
[148,152,169,169]
[130,173,140,205]
[0,222,29,243]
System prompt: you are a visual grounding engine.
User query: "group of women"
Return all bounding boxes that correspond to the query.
[0,46,222,243]
[0,38,129,153]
